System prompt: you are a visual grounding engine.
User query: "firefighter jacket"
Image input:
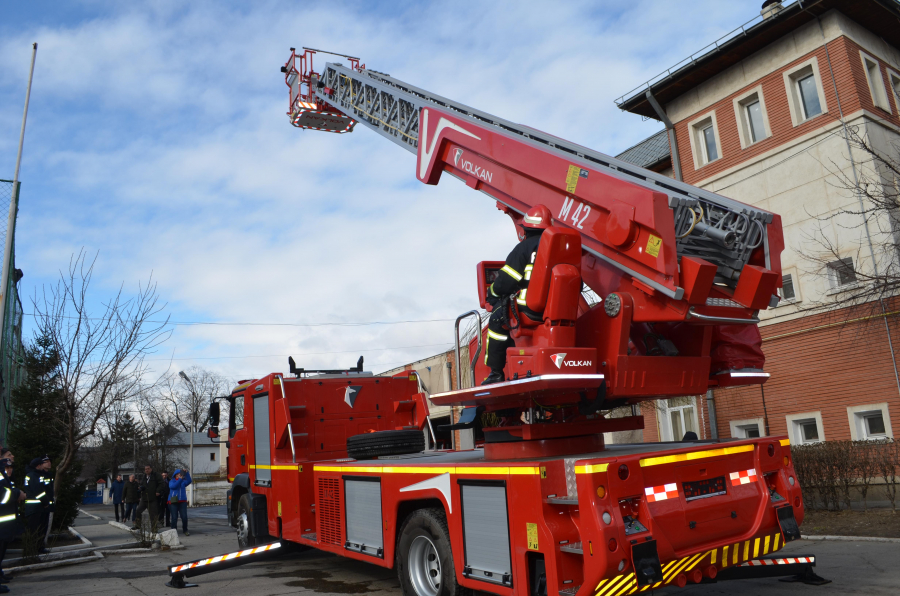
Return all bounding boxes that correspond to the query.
[0,473,22,542]
[489,230,543,320]
[24,466,54,516]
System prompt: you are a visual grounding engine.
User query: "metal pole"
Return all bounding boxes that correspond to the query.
[706,390,718,439]
[179,371,196,506]
[760,385,771,436]
[0,43,37,340]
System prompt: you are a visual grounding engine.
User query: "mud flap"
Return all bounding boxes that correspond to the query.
[776,506,801,542]
[632,540,663,587]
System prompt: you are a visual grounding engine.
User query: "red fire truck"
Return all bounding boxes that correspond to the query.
[167,48,825,593]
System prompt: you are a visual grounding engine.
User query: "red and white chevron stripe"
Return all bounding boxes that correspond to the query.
[169,543,281,574]
[744,556,814,566]
[645,483,678,502]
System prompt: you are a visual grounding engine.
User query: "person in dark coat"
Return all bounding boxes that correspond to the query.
[123,475,139,522]
[0,458,24,590]
[157,472,170,527]
[23,455,53,554]
[132,465,161,531]
[110,475,125,522]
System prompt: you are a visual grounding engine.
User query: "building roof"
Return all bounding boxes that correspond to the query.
[616,0,900,120]
[168,431,216,447]
[615,129,671,169]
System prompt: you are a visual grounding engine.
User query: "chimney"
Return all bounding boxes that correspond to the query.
[761,0,783,19]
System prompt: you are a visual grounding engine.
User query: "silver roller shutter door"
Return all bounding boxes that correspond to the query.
[461,484,512,585]
[344,479,383,557]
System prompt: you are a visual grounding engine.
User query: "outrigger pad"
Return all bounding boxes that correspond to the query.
[776,506,801,542]
[632,540,663,587]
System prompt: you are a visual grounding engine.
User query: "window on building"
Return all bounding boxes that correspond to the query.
[827,257,857,288]
[780,273,796,301]
[848,404,892,440]
[702,125,718,161]
[210,452,216,461]
[861,52,891,112]
[888,70,900,112]
[689,114,721,169]
[797,74,823,119]
[746,101,766,143]
[666,401,697,441]
[794,418,821,444]
[736,423,761,438]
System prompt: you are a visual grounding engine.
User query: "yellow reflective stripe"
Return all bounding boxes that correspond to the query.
[639,444,754,468]
[35,492,46,499]
[524,264,533,281]
[487,329,508,341]
[773,533,781,551]
[490,285,498,297]
[763,535,770,555]
[25,500,41,503]
[574,463,608,474]
[313,465,540,475]
[517,288,528,305]
[0,514,14,522]
[500,264,522,281]
[743,540,750,561]
[779,439,790,446]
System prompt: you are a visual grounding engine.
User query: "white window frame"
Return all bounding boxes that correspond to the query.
[658,397,701,442]
[847,403,893,440]
[786,411,825,445]
[687,111,723,170]
[783,57,828,127]
[860,51,891,113]
[887,68,900,114]
[732,85,772,149]
[777,268,802,305]
[729,417,766,439]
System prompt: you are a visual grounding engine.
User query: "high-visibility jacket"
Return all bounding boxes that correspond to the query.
[0,473,22,542]
[24,466,54,516]
[489,231,543,319]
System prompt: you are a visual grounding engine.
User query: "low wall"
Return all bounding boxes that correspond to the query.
[190,480,229,506]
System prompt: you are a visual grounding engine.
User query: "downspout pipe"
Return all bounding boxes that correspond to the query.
[706,390,718,439]
[645,89,683,181]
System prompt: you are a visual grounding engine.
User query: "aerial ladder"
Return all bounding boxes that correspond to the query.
[281,47,784,407]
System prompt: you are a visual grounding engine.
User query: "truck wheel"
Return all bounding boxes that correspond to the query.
[396,508,469,596]
[347,429,425,459]
[236,494,258,550]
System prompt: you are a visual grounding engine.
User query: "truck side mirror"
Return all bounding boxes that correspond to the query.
[208,402,220,427]
[207,427,220,439]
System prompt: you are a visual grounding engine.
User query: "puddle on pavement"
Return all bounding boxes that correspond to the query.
[266,567,376,593]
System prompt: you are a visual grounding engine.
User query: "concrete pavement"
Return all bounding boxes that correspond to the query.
[9,504,900,595]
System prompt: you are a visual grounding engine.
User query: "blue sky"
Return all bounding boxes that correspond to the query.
[0,0,764,382]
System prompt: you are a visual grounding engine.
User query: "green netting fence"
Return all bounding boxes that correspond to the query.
[0,180,24,445]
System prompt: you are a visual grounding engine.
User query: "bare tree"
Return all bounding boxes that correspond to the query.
[157,366,231,434]
[799,125,900,312]
[32,251,170,497]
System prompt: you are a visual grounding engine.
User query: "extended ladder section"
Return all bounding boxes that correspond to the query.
[292,56,782,301]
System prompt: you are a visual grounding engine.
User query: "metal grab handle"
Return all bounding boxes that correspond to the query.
[686,307,760,325]
[277,375,296,464]
[454,310,483,389]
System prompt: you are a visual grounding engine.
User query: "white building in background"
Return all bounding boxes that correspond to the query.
[166,431,226,476]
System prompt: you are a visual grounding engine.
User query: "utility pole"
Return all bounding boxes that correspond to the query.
[0,43,37,368]
[178,371,196,506]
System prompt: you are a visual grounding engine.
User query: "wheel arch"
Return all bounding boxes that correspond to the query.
[230,473,250,525]
[394,497,447,549]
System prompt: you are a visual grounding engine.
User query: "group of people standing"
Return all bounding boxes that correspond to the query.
[109,465,192,535]
[0,448,56,594]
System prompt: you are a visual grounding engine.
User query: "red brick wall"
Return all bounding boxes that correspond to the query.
[672,35,900,186]
[712,301,900,441]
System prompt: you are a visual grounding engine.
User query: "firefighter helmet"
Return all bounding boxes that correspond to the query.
[521,204,551,230]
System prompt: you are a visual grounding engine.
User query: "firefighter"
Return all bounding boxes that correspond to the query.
[0,457,23,589]
[24,456,53,554]
[482,204,552,385]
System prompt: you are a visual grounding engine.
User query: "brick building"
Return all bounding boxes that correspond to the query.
[615,0,900,445]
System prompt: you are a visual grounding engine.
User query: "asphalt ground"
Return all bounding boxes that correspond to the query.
[9,503,900,595]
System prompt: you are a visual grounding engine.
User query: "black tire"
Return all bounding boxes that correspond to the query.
[396,508,469,596]
[347,429,424,459]
[236,494,258,549]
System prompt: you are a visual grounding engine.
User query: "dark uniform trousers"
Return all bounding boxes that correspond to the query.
[0,476,22,574]
[24,468,53,551]
[485,230,544,374]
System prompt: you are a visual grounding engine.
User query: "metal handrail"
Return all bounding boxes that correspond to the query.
[454,310,483,389]
[613,0,813,107]
[277,375,296,464]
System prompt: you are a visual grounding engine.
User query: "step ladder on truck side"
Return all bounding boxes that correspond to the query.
[163,47,827,593]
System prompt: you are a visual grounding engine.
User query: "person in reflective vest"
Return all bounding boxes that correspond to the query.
[482,204,551,385]
[0,457,24,589]
[24,455,53,554]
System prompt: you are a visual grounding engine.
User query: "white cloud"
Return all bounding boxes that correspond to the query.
[0,0,763,380]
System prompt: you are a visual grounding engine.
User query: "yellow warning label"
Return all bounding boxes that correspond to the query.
[565,165,580,194]
[519,349,525,355]
[527,523,539,550]
[278,501,282,517]
[540,467,547,479]
[409,374,417,380]
[646,234,662,258]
